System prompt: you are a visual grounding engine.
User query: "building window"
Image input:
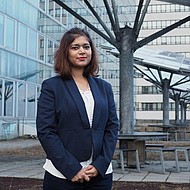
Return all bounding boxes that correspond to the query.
[136,86,161,94]
[40,55,44,61]
[48,40,53,48]
[136,102,175,111]
[4,80,14,116]
[28,29,37,58]
[0,14,4,46]
[147,4,190,13]
[5,17,15,50]
[18,24,27,54]
[40,39,44,48]
[0,79,3,116]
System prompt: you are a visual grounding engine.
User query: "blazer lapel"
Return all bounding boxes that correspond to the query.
[88,77,102,129]
[64,78,90,129]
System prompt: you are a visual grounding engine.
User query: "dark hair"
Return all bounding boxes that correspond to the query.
[54,27,99,79]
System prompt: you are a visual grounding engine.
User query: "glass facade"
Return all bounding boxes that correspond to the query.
[0,0,66,139]
[3,0,188,138]
[1,0,132,139]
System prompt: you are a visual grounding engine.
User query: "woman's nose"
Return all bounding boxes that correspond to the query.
[79,47,85,53]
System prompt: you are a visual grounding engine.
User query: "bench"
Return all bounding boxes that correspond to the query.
[145,146,190,173]
[145,143,164,159]
[115,148,140,173]
[175,147,190,171]
[145,147,178,173]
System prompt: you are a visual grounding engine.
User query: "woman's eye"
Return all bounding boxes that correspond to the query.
[70,45,91,50]
[71,46,79,50]
[83,45,90,50]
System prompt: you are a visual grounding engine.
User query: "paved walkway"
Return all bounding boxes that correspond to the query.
[0,138,190,183]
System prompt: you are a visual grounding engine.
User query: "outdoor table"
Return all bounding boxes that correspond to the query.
[118,132,168,166]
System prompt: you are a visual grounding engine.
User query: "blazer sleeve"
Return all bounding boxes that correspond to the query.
[91,82,119,176]
[36,80,82,180]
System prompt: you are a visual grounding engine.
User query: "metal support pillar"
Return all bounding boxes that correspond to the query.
[119,26,134,134]
[162,79,170,126]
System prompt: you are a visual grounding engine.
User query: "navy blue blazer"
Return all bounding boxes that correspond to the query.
[36,76,118,180]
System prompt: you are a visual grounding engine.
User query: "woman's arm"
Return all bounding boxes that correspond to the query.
[91,83,119,176]
[36,80,82,180]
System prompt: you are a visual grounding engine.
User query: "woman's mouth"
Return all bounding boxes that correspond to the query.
[78,57,86,61]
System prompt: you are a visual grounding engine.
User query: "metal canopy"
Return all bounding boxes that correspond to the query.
[102,44,190,97]
[134,47,190,76]
[170,85,190,104]
[133,46,190,124]
[133,48,190,124]
[135,64,190,94]
[158,0,190,7]
[102,44,190,78]
[134,47,190,91]
[55,0,190,132]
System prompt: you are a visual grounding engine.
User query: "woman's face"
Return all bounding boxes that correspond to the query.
[68,36,92,70]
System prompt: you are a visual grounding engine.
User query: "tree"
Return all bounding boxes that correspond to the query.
[53,0,190,134]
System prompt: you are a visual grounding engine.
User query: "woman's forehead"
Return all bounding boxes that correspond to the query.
[72,36,89,44]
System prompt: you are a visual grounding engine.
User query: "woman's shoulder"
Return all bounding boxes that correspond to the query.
[91,76,111,87]
[42,75,62,84]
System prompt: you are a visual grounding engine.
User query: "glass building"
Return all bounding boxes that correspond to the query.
[1,0,188,139]
[0,0,136,139]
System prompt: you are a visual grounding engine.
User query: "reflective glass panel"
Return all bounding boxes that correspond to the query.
[26,0,39,7]
[0,0,5,12]
[0,14,4,45]
[18,24,27,54]
[17,82,26,117]
[18,56,28,80]
[5,18,15,50]
[38,35,45,61]
[47,39,54,64]
[28,30,37,58]
[4,80,14,116]
[28,4,38,29]
[27,84,35,118]
[27,60,38,83]
[0,49,3,76]
[4,52,15,77]
[39,0,46,11]
[0,79,2,116]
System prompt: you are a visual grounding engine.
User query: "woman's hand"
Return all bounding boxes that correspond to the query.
[71,169,90,183]
[84,165,98,178]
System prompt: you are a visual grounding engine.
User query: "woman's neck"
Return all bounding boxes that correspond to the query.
[72,73,89,92]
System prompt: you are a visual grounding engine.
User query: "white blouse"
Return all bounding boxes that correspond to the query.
[43,88,112,179]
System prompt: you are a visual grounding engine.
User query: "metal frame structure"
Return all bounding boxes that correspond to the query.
[53,0,190,134]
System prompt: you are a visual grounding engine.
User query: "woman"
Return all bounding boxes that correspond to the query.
[36,27,118,190]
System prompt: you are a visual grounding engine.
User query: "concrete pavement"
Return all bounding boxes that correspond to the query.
[0,138,190,183]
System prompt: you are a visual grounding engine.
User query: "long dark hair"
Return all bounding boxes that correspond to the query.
[54,27,99,79]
